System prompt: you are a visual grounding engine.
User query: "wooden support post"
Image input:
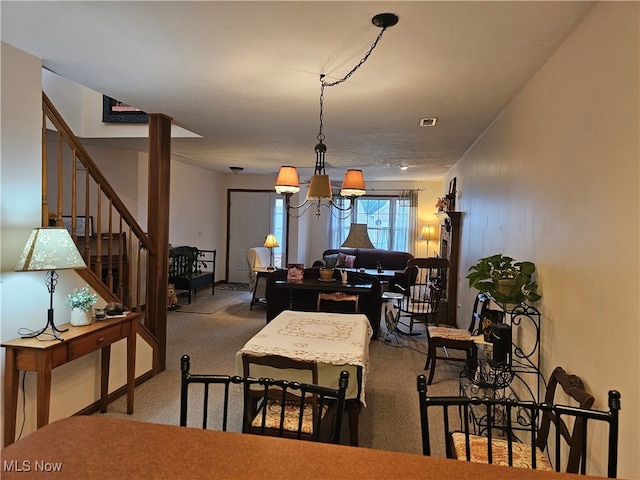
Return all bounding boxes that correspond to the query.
[147,113,172,372]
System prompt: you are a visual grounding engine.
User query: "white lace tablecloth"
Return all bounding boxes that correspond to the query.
[236,310,372,404]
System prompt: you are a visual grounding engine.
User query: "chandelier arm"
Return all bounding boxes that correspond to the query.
[286,202,317,219]
[283,194,310,211]
[323,202,357,220]
[328,198,357,212]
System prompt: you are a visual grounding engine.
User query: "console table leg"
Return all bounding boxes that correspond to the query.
[126,325,136,414]
[3,348,19,446]
[100,345,111,413]
[36,353,53,429]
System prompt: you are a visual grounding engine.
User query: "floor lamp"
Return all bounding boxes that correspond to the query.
[15,227,87,341]
[419,225,435,257]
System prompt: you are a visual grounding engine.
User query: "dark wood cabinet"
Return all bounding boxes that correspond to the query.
[437,211,462,327]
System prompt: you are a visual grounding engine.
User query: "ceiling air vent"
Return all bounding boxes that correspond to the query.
[419,117,437,127]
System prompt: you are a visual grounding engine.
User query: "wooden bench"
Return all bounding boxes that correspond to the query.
[168,246,216,304]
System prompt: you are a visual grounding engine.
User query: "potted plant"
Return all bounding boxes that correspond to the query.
[65,285,98,326]
[466,254,541,305]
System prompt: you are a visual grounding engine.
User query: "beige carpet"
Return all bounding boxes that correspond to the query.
[97,289,463,455]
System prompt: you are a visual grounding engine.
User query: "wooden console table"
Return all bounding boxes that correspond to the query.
[1,312,139,446]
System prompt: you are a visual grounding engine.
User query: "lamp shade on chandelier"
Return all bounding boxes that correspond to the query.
[274,12,398,218]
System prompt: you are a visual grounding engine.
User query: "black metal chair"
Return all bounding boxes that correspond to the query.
[423,293,489,384]
[180,354,243,430]
[394,258,448,335]
[242,354,349,443]
[416,368,621,477]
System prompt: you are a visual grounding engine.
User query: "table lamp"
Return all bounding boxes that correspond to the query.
[341,223,374,249]
[263,234,279,270]
[15,227,87,341]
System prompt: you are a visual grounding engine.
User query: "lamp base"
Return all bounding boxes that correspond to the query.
[22,308,68,342]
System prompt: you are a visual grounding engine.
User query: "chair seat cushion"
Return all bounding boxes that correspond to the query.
[428,326,472,341]
[451,432,553,471]
[251,399,328,435]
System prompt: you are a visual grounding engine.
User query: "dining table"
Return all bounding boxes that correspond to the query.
[235,309,372,446]
[0,416,603,479]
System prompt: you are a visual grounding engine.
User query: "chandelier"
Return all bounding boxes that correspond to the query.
[275,13,399,218]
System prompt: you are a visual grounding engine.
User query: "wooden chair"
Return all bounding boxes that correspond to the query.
[242,354,349,443]
[179,354,243,431]
[395,258,448,334]
[417,367,621,477]
[317,292,359,313]
[423,293,489,385]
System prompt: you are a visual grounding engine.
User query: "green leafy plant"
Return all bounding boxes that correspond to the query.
[466,254,541,305]
[64,285,98,311]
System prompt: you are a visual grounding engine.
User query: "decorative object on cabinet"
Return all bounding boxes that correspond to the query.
[466,254,541,305]
[64,285,98,326]
[436,211,461,326]
[14,227,88,341]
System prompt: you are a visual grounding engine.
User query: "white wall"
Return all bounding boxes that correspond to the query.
[449,3,639,477]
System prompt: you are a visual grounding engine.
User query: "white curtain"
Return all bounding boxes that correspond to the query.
[399,189,418,255]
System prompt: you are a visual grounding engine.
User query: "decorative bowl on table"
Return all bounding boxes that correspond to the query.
[319,268,335,281]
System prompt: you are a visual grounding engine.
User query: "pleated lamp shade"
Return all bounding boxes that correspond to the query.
[263,234,279,248]
[341,223,374,249]
[419,225,434,241]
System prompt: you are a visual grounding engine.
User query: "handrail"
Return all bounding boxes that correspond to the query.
[42,92,154,255]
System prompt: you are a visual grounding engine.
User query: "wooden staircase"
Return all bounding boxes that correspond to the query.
[41,92,169,375]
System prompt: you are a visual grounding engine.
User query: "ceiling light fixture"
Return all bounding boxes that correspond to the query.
[275,12,399,218]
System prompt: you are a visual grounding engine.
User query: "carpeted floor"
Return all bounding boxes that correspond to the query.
[98,289,464,455]
[215,282,250,291]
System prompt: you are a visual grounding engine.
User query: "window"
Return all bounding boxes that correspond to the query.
[271,197,286,268]
[330,196,411,251]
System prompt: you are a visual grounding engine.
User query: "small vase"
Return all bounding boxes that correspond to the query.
[70,307,93,326]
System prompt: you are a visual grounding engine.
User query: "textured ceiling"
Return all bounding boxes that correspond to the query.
[1,1,593,181]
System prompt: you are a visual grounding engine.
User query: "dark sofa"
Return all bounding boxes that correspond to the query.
[265,267,383,338]
[312,248,413,272]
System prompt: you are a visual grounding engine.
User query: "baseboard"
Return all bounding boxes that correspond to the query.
[73,369,155,417]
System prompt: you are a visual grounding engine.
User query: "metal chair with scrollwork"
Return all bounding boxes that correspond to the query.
[395,257,448,335]
[423,293,489,385]
[417,367,621,477]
